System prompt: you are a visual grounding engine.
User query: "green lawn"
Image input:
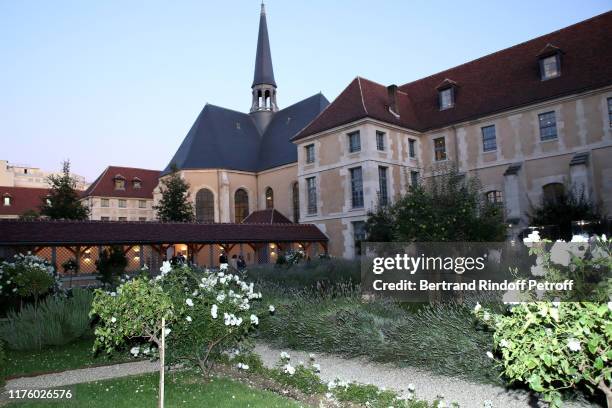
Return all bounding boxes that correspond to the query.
[7,371,303,408]
[4,337,134,379]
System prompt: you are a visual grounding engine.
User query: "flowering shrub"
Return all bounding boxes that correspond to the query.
[284,249,305,266]
[91,263,268,376]
[477,302,611,407]
[0,253,62,300]
[476,234,612,407]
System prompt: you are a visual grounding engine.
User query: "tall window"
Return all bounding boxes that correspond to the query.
[539,111,558,141]
[138,200,147,209]
[439,88,454,110]
[408,139,416,158]
[196,188,214,223]
[607,97,612,127]
[481,125,497,152]
[348,131,361,153]
[376,131,385,151]
[350,167,364,208]
[410,171,419,187]
[540,55,561,80]
[378,166,388,207]
[542,183,564,204]
[265,187,274,209]
[101,198,109,208]
[485,190,504,206]
[434,137,447,161]
[292,182,300,222]
[306,177,317,215]
[305,144,315,164]
[352,221,366,256]
[234,188,249,223]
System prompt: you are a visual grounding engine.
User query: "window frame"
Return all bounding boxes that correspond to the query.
[101,198,110,208]
[352,221,366,256]
[538,111,558,141]
[195,188,215,223]
[408,139,416,158]
[485,190,504,206]
[607,97,612,128]
[138,200,147,209]
[234,188,249,223]
[347,131,361,153]
[376,131,385,151]
[433,137,447,161]
[3,196,10,206]
[306,177,317,215]
[292,182,300,222]
[265,187,274,209]
[305,144,315,164]
[118,199,127,208]
[410,171,419,187]
[378,166,388,207]
[539,54,561,81]
[438,87,454,110]
[481,125,497,152]
[350,167,364,209]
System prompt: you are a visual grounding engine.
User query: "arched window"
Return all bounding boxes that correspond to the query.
[265,187,274,209]
[292,182,300,223]
[485,190,504,206]
[542,183,565,204]
[195,188,214,223]
[234,188,249,223]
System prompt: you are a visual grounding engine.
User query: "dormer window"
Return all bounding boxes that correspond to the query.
[3,194,11,206]
[538,44,562,81]
[439,88,454,110]
[113,174,126,190]
[132,177,142,189]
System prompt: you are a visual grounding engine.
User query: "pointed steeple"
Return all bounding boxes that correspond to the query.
[252,2,276,87]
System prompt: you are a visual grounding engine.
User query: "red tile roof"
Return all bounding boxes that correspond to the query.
[0,187,49,217]
[242,208,293,224]
[295,11,612,139]
[82,166,161,199]
[0,219,328,246]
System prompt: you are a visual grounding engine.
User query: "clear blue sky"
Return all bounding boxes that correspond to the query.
[1,1,610,181]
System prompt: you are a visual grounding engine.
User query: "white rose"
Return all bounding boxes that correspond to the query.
[567,338,581,352]
[486,351,494,359]
[186,298,194,307]
[111,317,117,323]
[250,314,259,325]
[186,316,192,322]
[211,304,218,319]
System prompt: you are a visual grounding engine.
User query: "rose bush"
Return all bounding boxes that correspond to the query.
[475,234,612,407]
[90,263,267,375]
[0,253,62,302]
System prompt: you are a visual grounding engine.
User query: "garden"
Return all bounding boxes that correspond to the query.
[0,168,610,408]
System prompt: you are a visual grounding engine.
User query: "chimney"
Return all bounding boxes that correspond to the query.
[387,84,399,117]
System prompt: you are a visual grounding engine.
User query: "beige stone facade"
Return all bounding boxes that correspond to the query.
[0,160,88,190]
[83,196,156,221]
[295,87,612,258]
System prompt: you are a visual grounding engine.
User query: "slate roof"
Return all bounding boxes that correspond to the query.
[242,208,292,224]
[81,166,160,199]
[253,4,276,87]
[0,187,49,217]
[294,11,612,139]
[0,219,328,246]
[164,93,329,174]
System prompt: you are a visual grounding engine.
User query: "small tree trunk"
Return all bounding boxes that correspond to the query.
[599,379,612,408]
[158,317,165,408]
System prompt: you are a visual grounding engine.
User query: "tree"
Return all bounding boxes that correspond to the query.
[19,210,40,220]
[40,160,89,220]
[366,164,506,242]
[528,187,602,241]
[153,165,195,222]
[95,246,127,288]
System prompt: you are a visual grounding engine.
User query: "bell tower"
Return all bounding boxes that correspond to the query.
[250,3,278,134]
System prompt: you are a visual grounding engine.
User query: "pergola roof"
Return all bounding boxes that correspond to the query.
[0,220,328,246]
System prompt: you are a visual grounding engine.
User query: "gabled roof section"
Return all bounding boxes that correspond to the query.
[163,104,261,174]
[242,208,292,224]
[258,93,329,170]
[0,187,49,217]
[82,166,160,199]
[294,11,612,139]
[252,3,276,87]
[294,77,422,140]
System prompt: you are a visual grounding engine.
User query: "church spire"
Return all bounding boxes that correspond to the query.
[252,2,276,87]
[250,2,278,133]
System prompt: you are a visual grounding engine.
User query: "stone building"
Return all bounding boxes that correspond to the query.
[0,160,88,190]
[81,166,159,221]
[291,12,612,257]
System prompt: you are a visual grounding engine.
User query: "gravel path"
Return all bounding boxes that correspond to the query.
[254,343,597,408]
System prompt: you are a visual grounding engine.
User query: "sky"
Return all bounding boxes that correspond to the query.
[1,0,610,181]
